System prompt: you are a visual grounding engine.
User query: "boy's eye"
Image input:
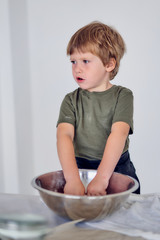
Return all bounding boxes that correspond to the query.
[71,60,76,64]
[83,60,89,64]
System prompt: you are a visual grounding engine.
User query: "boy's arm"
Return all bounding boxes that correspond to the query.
[57,123,85,195]
[87,121,130,196]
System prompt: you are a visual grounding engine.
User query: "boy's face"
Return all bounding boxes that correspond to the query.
[70,51,112,92]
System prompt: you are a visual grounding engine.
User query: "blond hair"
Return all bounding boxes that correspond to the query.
[67,21,126,80]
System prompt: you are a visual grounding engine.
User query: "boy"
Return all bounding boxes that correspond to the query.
[56,21,140,196]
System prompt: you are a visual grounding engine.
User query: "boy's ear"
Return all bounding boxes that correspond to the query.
[105,58,116,72]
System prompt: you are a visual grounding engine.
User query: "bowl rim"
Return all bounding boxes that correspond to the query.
[31,170,139,200]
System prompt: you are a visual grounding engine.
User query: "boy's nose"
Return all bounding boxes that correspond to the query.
[75,64,82,73]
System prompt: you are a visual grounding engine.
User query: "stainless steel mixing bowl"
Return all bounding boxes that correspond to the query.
[31,170,139,221]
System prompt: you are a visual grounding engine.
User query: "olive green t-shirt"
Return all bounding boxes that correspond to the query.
[57,85,133,161]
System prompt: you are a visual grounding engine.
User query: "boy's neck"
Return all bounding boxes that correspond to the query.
[87,82,113,93]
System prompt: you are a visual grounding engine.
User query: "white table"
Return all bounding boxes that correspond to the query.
[0,193,159,240]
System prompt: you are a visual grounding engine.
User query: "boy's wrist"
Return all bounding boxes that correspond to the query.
[64,171,81,182]
[96,169,111,183]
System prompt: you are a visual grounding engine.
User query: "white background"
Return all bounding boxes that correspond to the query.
[0,0,160,194]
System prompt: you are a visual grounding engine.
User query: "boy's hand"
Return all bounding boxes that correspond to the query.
[87,174,109,196]
[64,178,85,196]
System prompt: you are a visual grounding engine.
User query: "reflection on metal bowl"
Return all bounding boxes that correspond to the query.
[31,170,139,221]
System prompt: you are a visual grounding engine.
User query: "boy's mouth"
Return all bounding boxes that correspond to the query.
[77,77,85,82]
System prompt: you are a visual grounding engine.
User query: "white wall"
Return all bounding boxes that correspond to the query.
[0,0,160,194]
[0,0,19,193]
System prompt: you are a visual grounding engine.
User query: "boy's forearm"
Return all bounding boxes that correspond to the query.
[57,134,80,181]
[97,131,127,181]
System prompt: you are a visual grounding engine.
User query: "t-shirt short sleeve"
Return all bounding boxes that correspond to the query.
[57,94,76,127]
[112,88,133,134]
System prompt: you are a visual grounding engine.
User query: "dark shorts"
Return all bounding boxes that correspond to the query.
[76,151,140,194]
